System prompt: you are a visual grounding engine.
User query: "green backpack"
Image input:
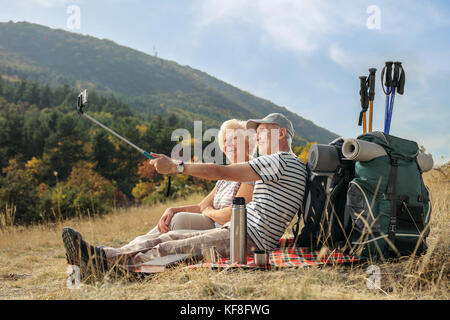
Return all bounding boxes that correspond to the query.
[344,132,432,260]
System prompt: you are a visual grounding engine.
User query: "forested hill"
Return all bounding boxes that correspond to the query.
[0,21,338,144]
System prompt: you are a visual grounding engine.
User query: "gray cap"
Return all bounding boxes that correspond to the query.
[246,113,295,139]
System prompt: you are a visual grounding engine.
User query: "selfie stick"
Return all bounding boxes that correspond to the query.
[77,90,154,159]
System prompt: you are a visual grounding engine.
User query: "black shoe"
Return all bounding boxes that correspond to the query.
[62,227,108,279]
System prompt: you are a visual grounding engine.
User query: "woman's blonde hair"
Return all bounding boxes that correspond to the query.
[217,119,256,158]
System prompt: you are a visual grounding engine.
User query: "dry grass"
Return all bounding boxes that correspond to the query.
[0,166,448,300]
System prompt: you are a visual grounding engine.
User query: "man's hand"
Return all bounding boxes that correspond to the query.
[157,207,175,233]
[149,153,177,175]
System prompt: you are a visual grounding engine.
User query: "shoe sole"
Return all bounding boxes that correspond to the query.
[62,227,109,281]
[62,227,83,267]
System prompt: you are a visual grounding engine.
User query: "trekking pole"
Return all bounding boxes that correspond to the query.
[396,62,405,95]
[368,68,377,132]
[381,61,393,133]
[358,76,369,133]
[388,62,400,133]
[385,62,405,134]
[77,90,154,159]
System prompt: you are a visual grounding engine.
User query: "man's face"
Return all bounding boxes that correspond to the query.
[256,123,280,156]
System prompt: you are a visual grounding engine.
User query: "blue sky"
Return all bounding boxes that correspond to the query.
[1,0,449,162]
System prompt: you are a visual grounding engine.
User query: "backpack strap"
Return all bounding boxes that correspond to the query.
[386,156,398,242]
[383,155,405,257]
[415,158,430,203]
[292,165,311,237]
[292,209,301,238]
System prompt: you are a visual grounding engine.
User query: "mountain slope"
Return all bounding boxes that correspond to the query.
[0,21,338,143]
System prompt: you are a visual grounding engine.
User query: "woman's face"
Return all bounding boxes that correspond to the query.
[223,129,250,163]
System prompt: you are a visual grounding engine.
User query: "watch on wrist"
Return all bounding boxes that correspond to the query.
[176,161,184,174]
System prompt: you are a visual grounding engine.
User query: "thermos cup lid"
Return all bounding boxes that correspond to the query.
[233,197,245,205]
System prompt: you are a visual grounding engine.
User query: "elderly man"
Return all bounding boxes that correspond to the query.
[62,113,307,275]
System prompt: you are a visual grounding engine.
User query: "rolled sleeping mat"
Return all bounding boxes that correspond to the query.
[342,138,434,172]
[342,138,387,162]
[308,144,341,172]
[417,153,434,172]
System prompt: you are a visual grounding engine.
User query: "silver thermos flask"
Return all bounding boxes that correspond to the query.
[230,197,247,264]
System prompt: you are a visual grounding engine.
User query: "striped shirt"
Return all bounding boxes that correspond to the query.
[247,152,307,250]
[213,180,241,228]
[213,180,241,210]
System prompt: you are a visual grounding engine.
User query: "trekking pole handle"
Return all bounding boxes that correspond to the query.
[384,61,393,87]
[359,76,368,109]
[368,68,377,101]
[358,76,368,126]
[393,61,402,87]
[395,61,405,95]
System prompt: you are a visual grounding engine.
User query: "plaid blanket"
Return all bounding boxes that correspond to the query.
[188,237,360,270]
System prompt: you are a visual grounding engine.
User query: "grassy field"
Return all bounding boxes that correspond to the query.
[0,165,448,300]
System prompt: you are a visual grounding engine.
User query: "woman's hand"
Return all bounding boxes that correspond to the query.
[201,206,216,220]
[157,207,175,233]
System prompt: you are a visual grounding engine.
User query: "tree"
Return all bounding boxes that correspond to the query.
[137,160,158,181]
[23,81,40,106]
[61,161,117,216]
[42,114,87,183]
[132,181,155,203]
[46,111,59,132]
[144,115,175,155]
[295,141,317,164]
[14,79,27,103]
[0,107,26,167]
[38,161,118,221]
[109,118,142,195]
[0,159,41,224]
[53,83,71,106]
[3,83,14,101]
[40,84,52,108]
[91,130,117,180]
[167,113,178,127]
[23,112,49,160]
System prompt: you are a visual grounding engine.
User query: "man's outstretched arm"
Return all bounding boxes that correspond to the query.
[149,152,260,182]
